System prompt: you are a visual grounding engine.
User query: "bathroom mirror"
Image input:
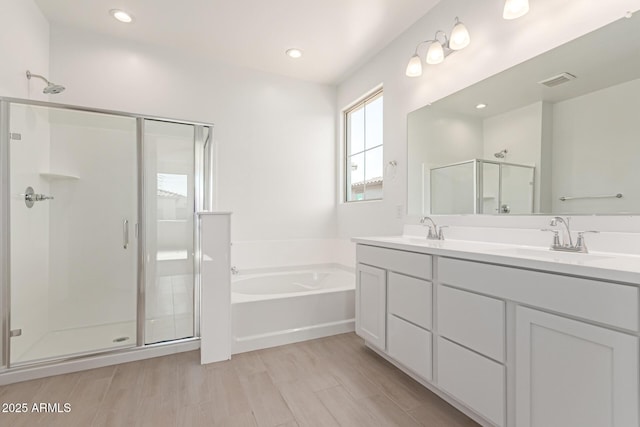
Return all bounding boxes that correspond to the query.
[407,13,640,215]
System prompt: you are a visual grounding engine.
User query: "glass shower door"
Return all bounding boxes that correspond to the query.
[500,164,535,214]
[8,103,138,364]
[143,120,196,344]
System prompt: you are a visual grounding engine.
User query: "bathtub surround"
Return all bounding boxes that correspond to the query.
[229,238,357,354]
[231,238,355,272]
[231,267,355,353]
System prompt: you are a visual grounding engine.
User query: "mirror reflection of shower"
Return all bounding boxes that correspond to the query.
[26,70,66,94]
[494,149,508,159]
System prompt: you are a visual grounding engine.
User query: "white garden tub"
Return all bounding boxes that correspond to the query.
[231,266,355,353]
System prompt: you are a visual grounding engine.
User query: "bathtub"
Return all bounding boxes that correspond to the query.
[231,266,355,354]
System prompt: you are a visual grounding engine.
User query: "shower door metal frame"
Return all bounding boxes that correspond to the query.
[0,96,214,370]
[1,100,11,369]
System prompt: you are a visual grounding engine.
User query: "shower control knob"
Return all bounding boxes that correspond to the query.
[22,186,54,208]
[27,193,54,201]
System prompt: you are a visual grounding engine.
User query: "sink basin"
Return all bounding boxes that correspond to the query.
[491,247,613,263]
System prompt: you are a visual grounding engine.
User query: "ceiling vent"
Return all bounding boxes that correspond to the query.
[538,72,577,87]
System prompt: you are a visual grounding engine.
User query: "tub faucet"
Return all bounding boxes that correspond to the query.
[420,216,446,240]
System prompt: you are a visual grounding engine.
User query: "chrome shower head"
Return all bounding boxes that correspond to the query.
[26,70,65,94]
[43,83,66,94]
[494,149,508,159]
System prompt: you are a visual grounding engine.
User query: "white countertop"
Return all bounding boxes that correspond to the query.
[352,235,640,284]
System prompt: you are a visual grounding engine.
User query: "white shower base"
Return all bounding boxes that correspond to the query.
[13,272,195,365]
[12,321,136,365]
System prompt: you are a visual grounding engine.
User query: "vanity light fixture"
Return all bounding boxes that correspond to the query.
[405,17,470,77]
[503,0,529,20]
[110,9,134,23]
[476,103,487,109]
[285,48,303,59]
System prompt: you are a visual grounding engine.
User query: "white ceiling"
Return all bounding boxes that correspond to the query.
[35,0,440,84]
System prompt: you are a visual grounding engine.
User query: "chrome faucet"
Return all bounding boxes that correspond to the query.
[550,216,574,247]
[543,216,599,253]
[420,216,446,240]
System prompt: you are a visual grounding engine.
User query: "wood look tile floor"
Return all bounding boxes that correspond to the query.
[0,333,479,426]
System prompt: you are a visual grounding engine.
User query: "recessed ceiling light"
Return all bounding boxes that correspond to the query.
[286,48,303,59]
[110,9,134,23]
[476,103,487,109]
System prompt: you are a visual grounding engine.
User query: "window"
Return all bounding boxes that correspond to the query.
[345,89,383,202]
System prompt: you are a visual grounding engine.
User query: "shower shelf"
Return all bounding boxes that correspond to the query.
[40,172,80,181]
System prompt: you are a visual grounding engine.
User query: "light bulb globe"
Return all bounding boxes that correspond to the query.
[449,21,470,50]
[406,54,423,77]
[503,0,529,20]
[426,42,444,65]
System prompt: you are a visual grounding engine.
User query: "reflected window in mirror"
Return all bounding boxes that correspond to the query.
[345,88,383,202]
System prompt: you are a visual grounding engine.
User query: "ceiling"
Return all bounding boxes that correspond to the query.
[35,0,440,84]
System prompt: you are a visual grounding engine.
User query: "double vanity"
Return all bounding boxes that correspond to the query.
[353,229,639,427]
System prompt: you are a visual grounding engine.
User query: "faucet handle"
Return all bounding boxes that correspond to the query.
[576,230,599,250]
[541,228,560,247]
[437,225,448,240]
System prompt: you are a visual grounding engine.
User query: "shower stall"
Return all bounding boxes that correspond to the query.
[0,97,214,370]
[430,159,535,215]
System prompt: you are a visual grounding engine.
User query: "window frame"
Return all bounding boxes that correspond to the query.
[343,88,384,203]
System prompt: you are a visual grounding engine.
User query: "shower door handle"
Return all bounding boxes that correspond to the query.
[123,219,129,249]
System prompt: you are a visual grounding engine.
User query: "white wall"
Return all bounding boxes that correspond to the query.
[0,0,49,99]
[48,27,337,243]
[407,108,483,214]
[551,78,640,214]
[336,0,640,238]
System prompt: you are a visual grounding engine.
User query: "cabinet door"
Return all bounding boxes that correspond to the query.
[516,306,639,427]
[356,263,386,350]
[437,337,505,427]
[388,272,432,330]
[388,314,432,380]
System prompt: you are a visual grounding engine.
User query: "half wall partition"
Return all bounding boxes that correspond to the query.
[0,97,214,369]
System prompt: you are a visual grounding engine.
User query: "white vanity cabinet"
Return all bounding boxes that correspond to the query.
[516,306,639,427]
[438,257,639,427]
[356,245,433,379]
[355,263,387,350]
[354,240,640,427]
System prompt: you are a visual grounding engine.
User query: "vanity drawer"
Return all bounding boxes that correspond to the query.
[388,272,432,330]
[438,257,639,331]
[357,244,432,280]
[388,314,432,381]
[437,337,505,427]
[437,285,505,362]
